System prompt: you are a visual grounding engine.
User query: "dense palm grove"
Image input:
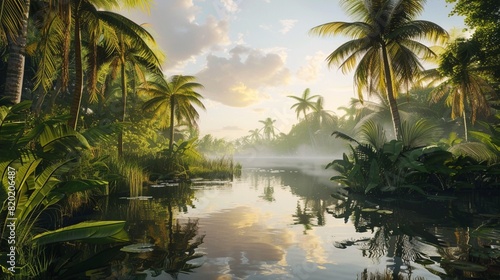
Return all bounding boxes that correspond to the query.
[0,0,499,278]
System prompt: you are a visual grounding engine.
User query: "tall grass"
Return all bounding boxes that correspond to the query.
[106,155,149,197]
[189,156,241,179]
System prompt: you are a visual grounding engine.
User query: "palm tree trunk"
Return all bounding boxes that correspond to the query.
[118,38,127,158]
[381,43,402,140]
[3,0,30,105]
[463,112,468,142]
[68,1,83,130]
[168,98,175,152]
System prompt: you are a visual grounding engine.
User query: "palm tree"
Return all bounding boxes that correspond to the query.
[248,128,262,142]
[1,0,29,104]
[68,1,161,130]
[259,117,278,141]
[420,39,493,141]
[26,0,156,128]
[97,19,162,157]
[142,75,205,152]
[310,0,447,140]
[308,96,337,130]
[288,88,319,121]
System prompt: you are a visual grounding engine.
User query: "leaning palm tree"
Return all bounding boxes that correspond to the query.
[142,75,205,152]
[420,39,493,142]
[310,0,448,140]
[288,88,319,121]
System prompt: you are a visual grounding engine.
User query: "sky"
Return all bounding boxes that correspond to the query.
[119,0,466,140]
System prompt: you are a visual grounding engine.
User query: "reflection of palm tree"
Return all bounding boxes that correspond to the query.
[310,0,447,139]
[292,201,313,234]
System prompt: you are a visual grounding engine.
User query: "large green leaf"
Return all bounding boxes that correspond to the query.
[32,221,129,245]
[38,124,90,153]
[16,159,71,222]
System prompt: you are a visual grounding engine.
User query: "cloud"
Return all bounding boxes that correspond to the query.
[222,125,243,131]
[129,0,230,69]
[197,45,290,107]
[296,51,326,82]
[213,0,242,19]
[279,19,298,34]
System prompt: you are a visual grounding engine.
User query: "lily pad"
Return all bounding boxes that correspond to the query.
[120,243,155,253]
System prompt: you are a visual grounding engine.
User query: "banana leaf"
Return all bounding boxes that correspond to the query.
[15,159,71,222]
[32,221,129,245]
[38,124,90,153]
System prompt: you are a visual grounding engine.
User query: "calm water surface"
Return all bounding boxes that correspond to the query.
[82,162,499,280]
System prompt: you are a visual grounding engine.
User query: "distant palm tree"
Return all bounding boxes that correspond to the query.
[248,129,262,142]
[308,96,337,130]
[259,117,278,141]
[142,75,205,152]
[288,88,319,121]
[310,0,447,140]
[421,39,493,141]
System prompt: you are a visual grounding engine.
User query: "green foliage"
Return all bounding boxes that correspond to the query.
[189,157,240,179]
[32,221,129,245]
[0,103,128,278]
[327,122,500,194]
[446,0,500,82]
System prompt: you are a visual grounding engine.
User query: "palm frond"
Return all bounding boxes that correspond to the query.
[448,142,498,163]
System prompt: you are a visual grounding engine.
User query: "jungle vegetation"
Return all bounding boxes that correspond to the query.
[0,0,499,278]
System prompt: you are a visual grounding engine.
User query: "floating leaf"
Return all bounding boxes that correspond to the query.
[121,243,155,253]
[376,209,393,215]
[361,208,378,212]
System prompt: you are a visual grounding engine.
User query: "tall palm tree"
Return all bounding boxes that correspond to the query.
[1,0,29,104]
[259,117,278,141]
[288,88,319,121]
[68,1,161,130]
[142,75,205,152]
[27,0,155,128]
[310,0,447,140]
[420,39,493,141]
[97,18,162,156]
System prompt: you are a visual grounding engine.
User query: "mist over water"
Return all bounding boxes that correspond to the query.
[233,144,344,187]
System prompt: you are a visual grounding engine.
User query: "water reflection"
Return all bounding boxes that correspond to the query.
[60,167,499,279]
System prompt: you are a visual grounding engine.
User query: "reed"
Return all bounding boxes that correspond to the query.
[189,156,241,179]
[107,155,149,196]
